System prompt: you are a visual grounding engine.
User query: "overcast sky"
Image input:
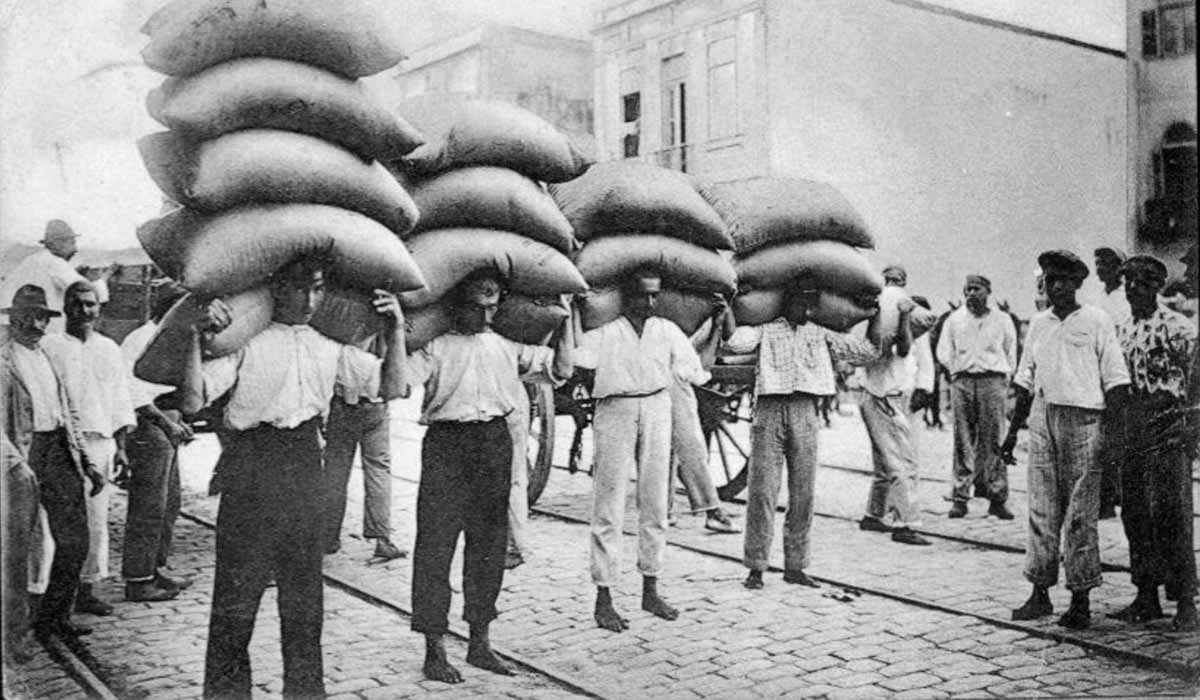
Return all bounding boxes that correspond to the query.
[0,0,1125,249]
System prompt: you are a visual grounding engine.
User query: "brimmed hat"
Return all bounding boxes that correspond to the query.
[1037,250,1090,280]
[40,219,79,244]
[1121,255,1168,284]
[0,285,62,316]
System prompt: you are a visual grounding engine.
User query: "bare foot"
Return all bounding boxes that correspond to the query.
[423,656,463,684]
[467,644,514,676]
[642,593,679,621]
[595,600,630,632]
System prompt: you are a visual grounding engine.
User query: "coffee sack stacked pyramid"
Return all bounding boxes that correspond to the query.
[132,0,426,384]
[550,161,736,335]
[706,177,936,339]
[379,96,592,350]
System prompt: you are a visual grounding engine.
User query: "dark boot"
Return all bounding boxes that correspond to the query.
[1058,591,1091,629]
[1109,586,1164,623]
[75,583,113,616]
[1012,586,1053,621]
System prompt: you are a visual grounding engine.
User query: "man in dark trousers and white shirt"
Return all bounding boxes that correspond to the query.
[404,269,572,683]
[936,274,1018,520]
[178,257,406,699]
[1,285,103,640]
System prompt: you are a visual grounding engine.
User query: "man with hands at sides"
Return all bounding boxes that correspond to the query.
[1001,250,1129,630]
[177,256,407,700]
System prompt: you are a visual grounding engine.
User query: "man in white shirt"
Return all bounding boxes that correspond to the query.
[43,281,136,617]
[119,285,194,602]
[178,257,407,699]
[2,285,103,640]
[936,274,1018,520]
[854,267,931,547]
[1002,250,1130,629]
[404,270,571,683]
[575,267,709,632]
[1093,247,1129,520]
[0,221,106,335]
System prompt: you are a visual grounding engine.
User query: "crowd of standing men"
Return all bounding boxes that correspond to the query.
[1,217,1197,698]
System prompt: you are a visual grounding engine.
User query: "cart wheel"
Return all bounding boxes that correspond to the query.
[526,382,555,506]
[696,383,753,502]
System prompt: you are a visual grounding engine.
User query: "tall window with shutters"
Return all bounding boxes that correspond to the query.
[1142,2,1197,58]
[1153,122,1198,200]
[620,67,641,158]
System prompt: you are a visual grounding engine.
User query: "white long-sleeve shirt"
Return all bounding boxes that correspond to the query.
[43,332,136,438]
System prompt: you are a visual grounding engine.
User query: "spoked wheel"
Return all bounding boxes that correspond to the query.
[696,368,755,502]
[525,382,556,506]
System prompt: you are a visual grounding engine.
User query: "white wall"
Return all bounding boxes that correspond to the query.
[764,0,1127,317]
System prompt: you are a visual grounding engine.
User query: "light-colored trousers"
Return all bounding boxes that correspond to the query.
[590,391,671,587]
[80,435,114,583]
[669,379,720,514]
[507,387,531,556]
[950,374,1009,504]
[30,435,115,589]
[1024,398,1103,592]
[743,394,820,572]
[860,393,921,527]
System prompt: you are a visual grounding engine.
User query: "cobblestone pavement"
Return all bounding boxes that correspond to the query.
[5,394,1199,699]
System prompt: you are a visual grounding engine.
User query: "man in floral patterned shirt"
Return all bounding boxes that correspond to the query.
[1112,255,1197,632]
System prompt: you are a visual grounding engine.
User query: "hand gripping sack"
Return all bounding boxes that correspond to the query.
[399,229,587,309]
[732,288,878,331]
[133,287,272,386]
[141,0,406,78]
[734,239,882,297]
[579,286,715,335]
[573,235,736,296]
[549,161,733,250]
[867,285,939,347]
[139,130,419,234]
[137,204,426,298]
[308,286,388,347]
[407,167,576,253]
[699,177,873,254]
[147,58,424,161]
[398,97,591,183]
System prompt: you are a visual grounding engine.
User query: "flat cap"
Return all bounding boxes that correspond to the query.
[1121,255,1168,284]
[1037,250,1089,280]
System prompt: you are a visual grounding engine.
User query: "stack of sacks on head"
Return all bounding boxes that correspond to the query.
[707,177,937,348]
[132,0,427,384]
[549,161,737,334]
[381,96,592,350]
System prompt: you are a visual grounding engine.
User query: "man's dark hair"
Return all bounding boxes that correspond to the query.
[450,268,505,309]
[63,280,97,307]
[270,255,327,289]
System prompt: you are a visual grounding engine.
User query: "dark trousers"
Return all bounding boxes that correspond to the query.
[3,456,39,650]
[1100,412,1123,512]
[122,415,181,581]
[204,419,325,700]
[29,429,88,628]
[411,418,511,636]
[1120,397,1197,599]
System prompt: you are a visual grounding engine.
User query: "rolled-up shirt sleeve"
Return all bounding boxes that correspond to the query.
[1013,332,1035,392]
[724,326,763,355]
[670,325,711,386]
[825,329,879,366]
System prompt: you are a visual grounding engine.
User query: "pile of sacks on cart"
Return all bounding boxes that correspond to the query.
[131,0,935,382]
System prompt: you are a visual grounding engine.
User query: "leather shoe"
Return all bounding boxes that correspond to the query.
[1108,600,1164,623]
[372,538,408,561]
[858,516,892,533]
[154,573,193,591]
[1012,594,1053,621]
[504,551,525,570]
[948,502,967,519]
[988,501,1015,520]
[125,582,179,603]
[1058,606,1090,629]
[324,540,340,556]
[75,591,113,617]
[705,510,741,534]
[782,570,821,588]
[891,528,931,546]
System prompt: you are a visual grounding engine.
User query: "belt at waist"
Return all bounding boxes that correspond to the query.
[954,371,1007,380]
[427,415,508,428]
[594,388,666,401]
[228,415,322,439]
